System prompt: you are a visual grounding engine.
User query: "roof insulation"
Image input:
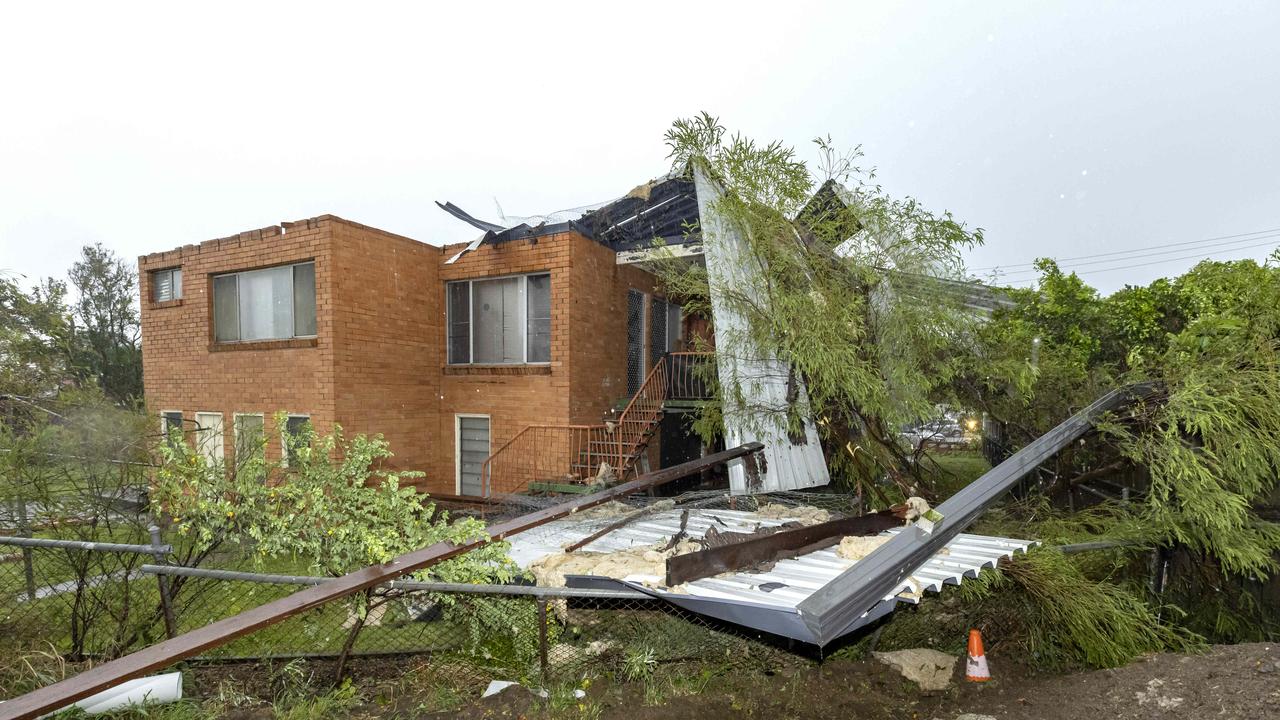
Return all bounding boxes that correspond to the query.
[505,506,1036,646]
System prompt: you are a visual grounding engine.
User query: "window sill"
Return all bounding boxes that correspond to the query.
[149,299,184,309]
[443,364,552,376]
[209,337,319,352]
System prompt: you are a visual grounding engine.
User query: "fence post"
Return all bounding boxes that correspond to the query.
[148,524,177,639]
[536,597,550,685]
[16,497,37,601]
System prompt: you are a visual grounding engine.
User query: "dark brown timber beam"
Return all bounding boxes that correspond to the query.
[0,443,764,720]
[665,510,902,586]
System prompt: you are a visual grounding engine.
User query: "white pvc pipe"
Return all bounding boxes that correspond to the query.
[43,672,183,717]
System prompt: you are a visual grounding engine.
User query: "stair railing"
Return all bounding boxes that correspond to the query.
[478,352,715,497]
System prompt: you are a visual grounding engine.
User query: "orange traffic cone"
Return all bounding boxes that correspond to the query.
[965,628,991,682]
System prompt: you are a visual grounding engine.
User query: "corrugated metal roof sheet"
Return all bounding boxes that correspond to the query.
[693,165,831,494]
[506,506,1035,645]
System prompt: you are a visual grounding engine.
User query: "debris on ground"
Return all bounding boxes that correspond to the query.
[872,648,959,691]
[592,462,617,486]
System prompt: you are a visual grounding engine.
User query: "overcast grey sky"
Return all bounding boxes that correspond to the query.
[2,1,1277,294]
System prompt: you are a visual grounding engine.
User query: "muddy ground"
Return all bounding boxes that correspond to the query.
[411,643,1279,720]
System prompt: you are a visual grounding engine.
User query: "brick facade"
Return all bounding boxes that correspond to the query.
[140,215,673,496]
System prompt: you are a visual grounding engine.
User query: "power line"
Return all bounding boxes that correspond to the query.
[970,225,1280,272]
[991,233,1280,280]
[997,239,1280,286]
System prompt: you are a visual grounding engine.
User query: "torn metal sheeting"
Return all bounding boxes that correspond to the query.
[795,383,1158,643]
[694,164,831,495]
[504,507,1035,646]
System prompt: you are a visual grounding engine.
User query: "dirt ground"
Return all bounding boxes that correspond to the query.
[416,643,1280,720]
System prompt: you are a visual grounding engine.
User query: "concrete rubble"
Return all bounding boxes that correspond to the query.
[873,648,959,691]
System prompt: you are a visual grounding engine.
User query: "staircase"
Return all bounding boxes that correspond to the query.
[480,352,712,496]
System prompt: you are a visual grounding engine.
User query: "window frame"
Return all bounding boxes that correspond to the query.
[160,410,184,447]
[446,272,551,365]
[281,413,311,468]
[194,411,224,464]
[151,268,183,302]
[212,261,317,344]
[232,412,266,469]
[454,413,491,496]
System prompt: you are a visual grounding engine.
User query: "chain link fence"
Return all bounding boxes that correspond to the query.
[1,519,811,704]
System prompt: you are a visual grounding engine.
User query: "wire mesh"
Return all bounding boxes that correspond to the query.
[1,541,812,703]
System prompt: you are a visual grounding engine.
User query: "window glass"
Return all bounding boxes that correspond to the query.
[213,262,314,343]
[239,265,293,341]
[292,263,316,337]
[283,415,311,467]
[447,282,470,363]
[472,277,521,363]
[666,303,682,351]
[195,412,223,464]
[152,268,182,302]
[447,272,550,365]
[526,274,551,363]
[161,411,183,447]
[234,414,265,467]
[213,274,240,342]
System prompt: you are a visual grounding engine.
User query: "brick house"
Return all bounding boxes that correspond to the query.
[139,176,710,497]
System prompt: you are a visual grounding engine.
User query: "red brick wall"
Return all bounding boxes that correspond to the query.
[329,219,442,487]
[435,233,574,493]
[139,217,338,463]
[141,218,666,497]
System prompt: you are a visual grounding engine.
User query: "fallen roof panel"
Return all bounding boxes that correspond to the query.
[505,506,1035,645]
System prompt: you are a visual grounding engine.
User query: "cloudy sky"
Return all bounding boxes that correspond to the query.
[2,1,1277,294]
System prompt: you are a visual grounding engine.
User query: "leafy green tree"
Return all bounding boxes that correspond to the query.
[655,114,983,500]
[152,414,515,679]
[68,243,142,403]
[0,274,77,402]
[960,256,1280,640]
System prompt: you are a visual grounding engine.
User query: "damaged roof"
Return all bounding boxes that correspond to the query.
[437,170,699,259]
[505,505,1035,646]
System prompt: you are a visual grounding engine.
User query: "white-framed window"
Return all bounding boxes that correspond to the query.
[233,413,265,467]
[160,410,183,447]
[195,412,224,464]
[455,414,490,496]
[447,273,551,364]
[213,261,317,343]
[281,414,311,468]
[151,268,182,302]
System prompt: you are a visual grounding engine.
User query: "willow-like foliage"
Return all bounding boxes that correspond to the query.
[655,114,983,494]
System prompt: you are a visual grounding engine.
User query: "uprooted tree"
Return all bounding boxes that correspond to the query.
[651,114,1280,659]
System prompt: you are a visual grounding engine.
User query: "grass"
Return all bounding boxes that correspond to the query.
[923,451,990,500]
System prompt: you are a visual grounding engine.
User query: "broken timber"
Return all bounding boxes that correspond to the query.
[665,510,902,586]
[0,444,765,720]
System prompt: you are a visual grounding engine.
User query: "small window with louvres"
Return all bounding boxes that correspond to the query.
[151,268,182,302]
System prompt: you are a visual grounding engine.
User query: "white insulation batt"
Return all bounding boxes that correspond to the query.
[693,166,830,494]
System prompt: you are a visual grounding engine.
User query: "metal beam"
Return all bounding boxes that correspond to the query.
[795,383,1157,644]
[665,510,903,586]
[0,443,763,720]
